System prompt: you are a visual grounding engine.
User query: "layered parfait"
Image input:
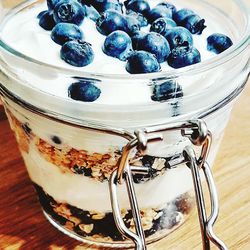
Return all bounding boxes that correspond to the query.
[0,0,236,246]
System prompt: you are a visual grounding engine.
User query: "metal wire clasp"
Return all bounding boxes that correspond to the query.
[184,142,228,250]
[109,132,162,250]
[109,119,227,250]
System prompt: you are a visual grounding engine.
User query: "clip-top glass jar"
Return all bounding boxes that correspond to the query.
[0,0,249,248]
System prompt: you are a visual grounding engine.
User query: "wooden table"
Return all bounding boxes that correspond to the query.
[0,81,249,250]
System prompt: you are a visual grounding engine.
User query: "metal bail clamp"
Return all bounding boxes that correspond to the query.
[109,119,228,250]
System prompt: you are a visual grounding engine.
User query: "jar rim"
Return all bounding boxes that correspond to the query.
[0,0,249,81]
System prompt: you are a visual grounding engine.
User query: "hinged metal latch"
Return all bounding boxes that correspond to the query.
[109,119,228,250]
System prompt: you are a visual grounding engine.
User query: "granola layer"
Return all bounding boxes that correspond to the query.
[34,183,193,243]
[6,107,196,212]
[7,109,180,183]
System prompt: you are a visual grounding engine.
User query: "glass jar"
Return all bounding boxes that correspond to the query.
[0,0,249,248]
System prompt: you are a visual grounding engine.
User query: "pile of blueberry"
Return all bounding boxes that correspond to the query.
[38,0,233,73]
[37,0,233,102]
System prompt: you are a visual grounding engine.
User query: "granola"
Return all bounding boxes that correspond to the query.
[34,183,193,243]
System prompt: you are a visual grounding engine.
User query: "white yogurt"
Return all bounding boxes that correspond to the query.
[0,0,234,105]
[1,1,217,73]
[23,141,195,211]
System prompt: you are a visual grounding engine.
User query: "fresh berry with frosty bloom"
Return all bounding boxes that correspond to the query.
[131,30,147,49]
[156,2,177,14]
[126,10,148,27]
[126,51,161,74]
[96,10,129,35]
[68,81,101,102]
[37,10,47,19]
[47,0,60,10]
[39,11,56,30]
[168,47,201,69]
[126,15,141,35]
[182,14,206,34]
[173,8,194,24]
[51,23,84,45]
[174,8,206,34]
[103,31,133,61]
[136,32,170,63]
[165,27,193,51]
[150,17,177,37]
[147,5,172,23]
[60,40,94,67]
[207,33,233,54]
[125,0,151,16]
[53,0,86,25]
[151,80,183,102]
[89,0,123,13]
[85,5,100,21]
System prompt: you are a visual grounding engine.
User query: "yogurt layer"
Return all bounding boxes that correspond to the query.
[23,141,194,211]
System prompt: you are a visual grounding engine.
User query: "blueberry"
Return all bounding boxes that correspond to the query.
[147,5,172,23]
[125,15,141,35]
[91,0,123,13]
[47,0,60,10]
[85,5,100,21]
[61,40,94,67]
[168,47,201,69]
[131,30,146,50]
[77,0,92,6]
[136,32,170,63]
[21,123,32,135]
[150,17,176,37]
[126,51,161,74]
[68,81,101,102]
[51,136,62,144]
[173,8,194,24]
[126,10,148,27]
[73,165,93,176]
[82,167,92,177]
[181,14,206,35]
[103,31,133,61]
[165,27,193,51]
[51,23,84,45]
[37,10,47,19]
[39,11,56,31]
[141,155,155,168]
[151,80,183,102]
[132,154,159,183]
[53,0,86,25]
[207,33,233,54]
[96,10,128,35]
[126,0,151,16]
[124,0,132,7]
[157,2,177,14]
